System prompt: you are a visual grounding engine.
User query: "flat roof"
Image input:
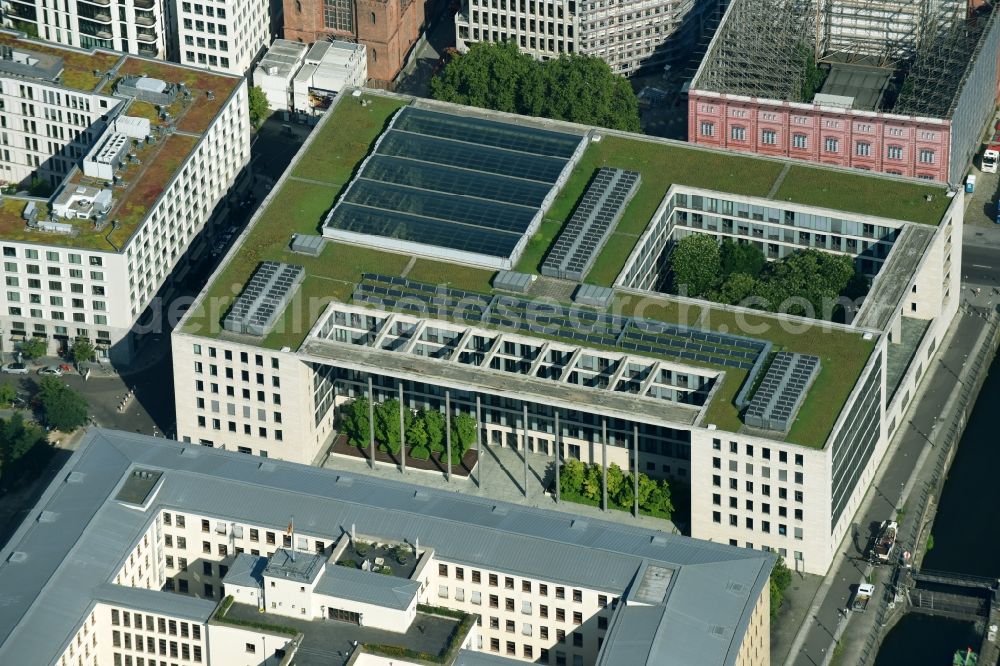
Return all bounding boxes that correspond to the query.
[0,430,774,666]
[323,106,582,265]
[819,64,892,111]
[0,31,241,252]
[182,90,907,446]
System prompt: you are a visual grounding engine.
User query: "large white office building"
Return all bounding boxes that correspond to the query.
[454,0,720,75]
[1,0,272,75]
[0,429,775,666]
[173,90,960,576]
[0,32,250,362]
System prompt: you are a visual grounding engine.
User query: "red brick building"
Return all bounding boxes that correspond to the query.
[688,93,951,182]
[283,0,424,82]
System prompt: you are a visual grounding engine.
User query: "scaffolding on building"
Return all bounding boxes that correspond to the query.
[693,0,997,115]
[894,2,998,116]
[693,0,817,101]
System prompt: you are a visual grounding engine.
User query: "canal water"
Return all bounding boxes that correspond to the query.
[874,350,1000,663]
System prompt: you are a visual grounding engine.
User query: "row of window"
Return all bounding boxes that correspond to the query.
[699,123,937,162]
[486,638,585,665]
[438,564,600,603]
[2,247,103,265]
[111,632,202,662]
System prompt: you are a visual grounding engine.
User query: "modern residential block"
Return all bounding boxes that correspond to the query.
[1,0,274,75]
[282,0,422,82]
[453,0,722,75]
[0,32,250,362]
[174,90,960,576]
[0,429,775,665]
[688,0,1000,184]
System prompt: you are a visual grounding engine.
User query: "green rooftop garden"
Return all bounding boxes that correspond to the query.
[775,165,949,225]
[0,32,121,92]
[183,90,906,448]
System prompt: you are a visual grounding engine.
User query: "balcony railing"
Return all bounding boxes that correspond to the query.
[133,0,154,8]
[134,13,155,26]
[135,28,157,42]
[77,0,111,7]
[78,11,112,22]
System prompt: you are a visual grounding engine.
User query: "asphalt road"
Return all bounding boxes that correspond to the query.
[963,243,1000,286]
[789,308,989,666]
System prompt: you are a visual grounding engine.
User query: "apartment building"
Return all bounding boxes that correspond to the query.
[172,0,272,75]
[1,0,273,75]
[282,0,423,82]
[454,0,720,75]
[1,0,167,57]
[0,429,775,665]
[0,32,250,363]
[173,91,960,577]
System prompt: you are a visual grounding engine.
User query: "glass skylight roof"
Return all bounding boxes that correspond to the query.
[323,107,583,265]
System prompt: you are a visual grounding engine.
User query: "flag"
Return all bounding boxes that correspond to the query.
[286,522,293,535]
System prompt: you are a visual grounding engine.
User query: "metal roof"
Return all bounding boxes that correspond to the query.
[314,563,420,611]
[224,553,268,589]
[0,430,773,666]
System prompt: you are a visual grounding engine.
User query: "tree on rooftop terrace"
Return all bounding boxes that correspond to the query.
[247,86,270,129]
[763,250,856,317]
[405,415,429,458]
[422,409,446,454]
[669,234,721,298]
[560,458,585,496]
[375,398,407,455]
[450,413,477,463]
[343,397,371,448]
[430,41,641,132]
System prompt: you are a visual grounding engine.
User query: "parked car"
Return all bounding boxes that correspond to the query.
[37,365,63,377]
[2,363,29,375]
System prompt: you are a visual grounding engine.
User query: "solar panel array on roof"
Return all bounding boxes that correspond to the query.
[541,168,641,281]
[351,275,769,370]
[222,262,305,337]
[323,107,582,266]
[744,352,821,432]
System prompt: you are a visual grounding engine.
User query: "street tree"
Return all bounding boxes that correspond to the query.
[0,382,16,407]
[36,377,88,432]
[70,337,96,366]
[431,41,640,132]
[19,337,47,361]
[247,86,270,129]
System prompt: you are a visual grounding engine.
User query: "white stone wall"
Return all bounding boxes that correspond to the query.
[174,0,271,74]
[690,428,832,574]
[171,332,333,464]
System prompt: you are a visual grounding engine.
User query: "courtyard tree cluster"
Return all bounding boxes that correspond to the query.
[343,397,476,464]
[559,459,673,519]
[669,236,868,319]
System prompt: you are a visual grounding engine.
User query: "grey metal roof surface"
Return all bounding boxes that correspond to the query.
[92,584,216,622]
[314,563,420,610]
[224,552,267,588]
[0,430,773,666]
[264,548,325,584]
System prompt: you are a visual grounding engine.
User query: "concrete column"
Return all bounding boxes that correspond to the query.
[398,381,406,474]
[367,376,375,470]
[445,389,452,482]
[555,411,561,503]
[601,418,608,512]
[633,424,639,517]
[522,403,529,498]
[475,394,483,489]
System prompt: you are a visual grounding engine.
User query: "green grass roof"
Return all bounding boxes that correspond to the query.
[0,32,241,252]
[184,91,921,449]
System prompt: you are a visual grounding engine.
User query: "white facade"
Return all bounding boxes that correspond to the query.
[174,0,272,75]
[0,36,251,363]
[454,0,716,75]
[2,0,272,76]
[1,0,167,57]
[253,39,308,111]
